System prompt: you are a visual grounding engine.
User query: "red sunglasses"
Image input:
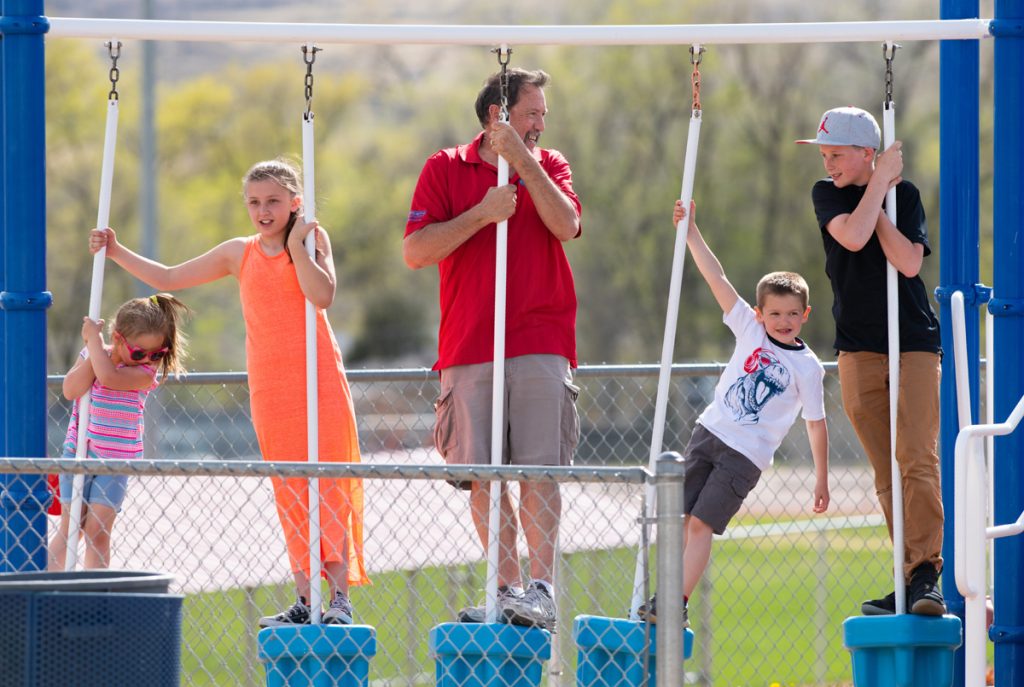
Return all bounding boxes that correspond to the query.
[115,331,169,363]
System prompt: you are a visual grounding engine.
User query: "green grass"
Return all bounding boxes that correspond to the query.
[180,526,900,686]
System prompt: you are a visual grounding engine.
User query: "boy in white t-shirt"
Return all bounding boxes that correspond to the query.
[639,200,831,627]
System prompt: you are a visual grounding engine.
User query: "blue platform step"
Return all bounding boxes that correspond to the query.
[429,622,552,687]
[257,625,377,687]
[844,614,962,687]
[573,614,694,687]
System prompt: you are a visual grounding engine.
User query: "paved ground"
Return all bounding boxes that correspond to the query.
[70,450,881,594]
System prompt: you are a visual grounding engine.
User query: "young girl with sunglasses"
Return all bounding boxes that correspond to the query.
[88,159,368,626]
[49,293,190,570]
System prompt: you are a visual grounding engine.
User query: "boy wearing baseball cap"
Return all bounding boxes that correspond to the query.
[797,106,946,616]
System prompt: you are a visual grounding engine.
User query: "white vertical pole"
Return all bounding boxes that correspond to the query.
[952,290,985,687]
[303,99,322,624]
[629,49,702,619]
[66,94,119,571]
[986,300,995,595]
[965,433,987,687]
[485,64,511,623]
[882,92,906,614]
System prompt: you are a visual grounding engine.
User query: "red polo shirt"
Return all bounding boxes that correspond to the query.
[405,131,581,370]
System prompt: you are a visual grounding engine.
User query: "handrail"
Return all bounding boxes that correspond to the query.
[951,291,973,430]
[955,393,1024,687]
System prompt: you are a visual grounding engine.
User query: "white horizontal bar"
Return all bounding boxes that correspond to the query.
[46,17,992,46]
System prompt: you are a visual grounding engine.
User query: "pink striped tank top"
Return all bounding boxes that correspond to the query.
[61,348,158,460]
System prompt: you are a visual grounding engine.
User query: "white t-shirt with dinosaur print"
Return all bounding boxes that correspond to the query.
[697,298,826,471]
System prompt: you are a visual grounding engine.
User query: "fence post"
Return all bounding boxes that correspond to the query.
[655,451,686,685]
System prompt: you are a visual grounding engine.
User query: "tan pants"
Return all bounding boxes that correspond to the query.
[838,350,944,580]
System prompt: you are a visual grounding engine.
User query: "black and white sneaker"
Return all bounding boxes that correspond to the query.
[909,564,947,616]
[258,598,312,628]
[636,594,689,628]
[861,590,897,616]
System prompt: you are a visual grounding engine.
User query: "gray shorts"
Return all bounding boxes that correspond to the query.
[434,354,581,489]
[682,424,761,535]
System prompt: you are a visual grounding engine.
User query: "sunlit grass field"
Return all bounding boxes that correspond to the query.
[181,525,904,686]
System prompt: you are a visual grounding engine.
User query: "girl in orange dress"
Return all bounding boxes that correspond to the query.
[89,159,368,625]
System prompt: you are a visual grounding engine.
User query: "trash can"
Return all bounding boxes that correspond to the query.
[0,569,182,687]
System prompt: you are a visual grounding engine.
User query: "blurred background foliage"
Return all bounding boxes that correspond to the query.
[43,0,995,373]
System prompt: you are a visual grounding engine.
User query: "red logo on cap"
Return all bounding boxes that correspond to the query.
[818,116,830,135]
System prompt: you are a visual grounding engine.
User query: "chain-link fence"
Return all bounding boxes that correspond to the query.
[7,363,888,686]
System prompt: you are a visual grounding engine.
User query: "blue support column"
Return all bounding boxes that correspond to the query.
[0,0,51,572]
[937,1,981,686]
[991,2,1024,683]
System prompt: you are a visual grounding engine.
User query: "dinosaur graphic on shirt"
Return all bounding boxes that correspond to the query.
[723,347,791,425]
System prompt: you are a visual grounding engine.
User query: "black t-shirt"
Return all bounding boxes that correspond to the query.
[811,179,941,354]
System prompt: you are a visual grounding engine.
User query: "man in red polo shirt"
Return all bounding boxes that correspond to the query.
[404,67,582,631]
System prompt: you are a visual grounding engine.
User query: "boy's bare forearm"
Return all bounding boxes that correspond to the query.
[687,225,739,314]
[806,418,829,478]
[874,215,925,277]
[827,179,888,251]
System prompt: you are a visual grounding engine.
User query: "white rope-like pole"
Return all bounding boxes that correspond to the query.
[66,81,120,571]
[485,46,511,625]
[46,17,993,46]
[881,47,905,613]
[302,44,321,624]
[629,45,703,620]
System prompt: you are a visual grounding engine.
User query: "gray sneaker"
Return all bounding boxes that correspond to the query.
[503,582,556,631]
[457,585,521,623]
[323,592,354,625]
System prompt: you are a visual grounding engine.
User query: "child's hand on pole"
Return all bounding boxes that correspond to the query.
[81,316,103,343]
[89,227,119,256]
[875,141,904,190]
[673,199,697,234]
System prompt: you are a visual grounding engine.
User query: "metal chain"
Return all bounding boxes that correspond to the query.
[105,40,122,101]
[492,46,512,122]
[690,45,705,113]
[302,44,321,119]
[883,42,901,108]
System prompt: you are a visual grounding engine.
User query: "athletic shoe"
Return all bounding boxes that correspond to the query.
[323,592,354,625]
[909,563,947,616]
[861,590,897,616]
[259,598,312,627]
[457,585,521,623]
[635,594,689,628]
[503,581,557,631]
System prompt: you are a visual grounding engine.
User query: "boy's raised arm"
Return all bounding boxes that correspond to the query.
[674,200,739,314]
[806,417,830,513]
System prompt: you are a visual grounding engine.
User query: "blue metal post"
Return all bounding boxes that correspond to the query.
[938,1,981,686]
[0,0,50,572]
[991,3,1024,683]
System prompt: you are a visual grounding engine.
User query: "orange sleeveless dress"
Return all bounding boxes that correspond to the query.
[238,236,368,586]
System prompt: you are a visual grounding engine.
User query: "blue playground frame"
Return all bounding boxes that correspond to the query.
[1,1,1021,685]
